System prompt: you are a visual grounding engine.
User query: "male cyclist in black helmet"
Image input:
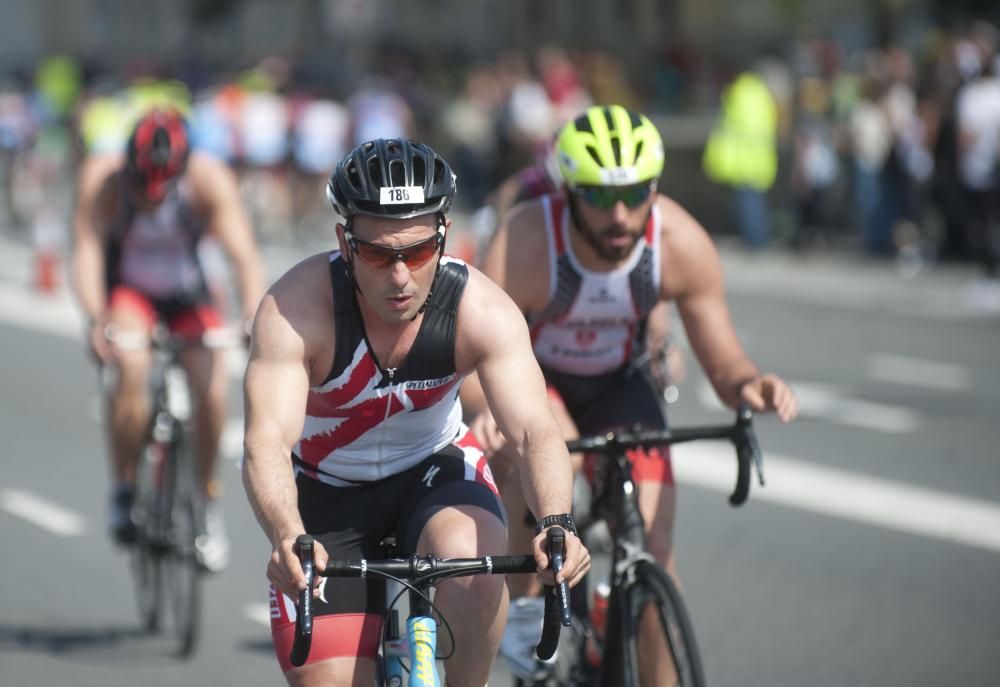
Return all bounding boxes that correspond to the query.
[462,105,799,684]
[242,138,591,687]
[71,108,266,571]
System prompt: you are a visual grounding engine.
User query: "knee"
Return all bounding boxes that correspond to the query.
[191,377,227,414]
[110,358,149,403]
[645,524,675,569]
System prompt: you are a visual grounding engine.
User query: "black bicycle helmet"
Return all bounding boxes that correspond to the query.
[326,138,457,220]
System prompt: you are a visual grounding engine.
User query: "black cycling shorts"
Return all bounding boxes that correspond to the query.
[270,438,506,670]
[543,362,674,484]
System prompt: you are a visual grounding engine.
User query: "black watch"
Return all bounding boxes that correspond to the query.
[534,513,578,536]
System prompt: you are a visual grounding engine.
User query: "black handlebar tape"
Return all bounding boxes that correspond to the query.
[730,443,751,506]
[536,527,570,660]
[289,534,315,667]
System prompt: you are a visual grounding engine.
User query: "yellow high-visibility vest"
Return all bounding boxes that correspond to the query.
[703,72,778,191]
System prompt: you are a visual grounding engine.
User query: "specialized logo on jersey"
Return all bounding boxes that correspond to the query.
[298,343,459,466]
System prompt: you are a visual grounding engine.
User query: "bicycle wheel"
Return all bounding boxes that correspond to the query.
[514,583,594,687]
[606,560,705,687]
[131,437,167,634]
[160,424,203,658]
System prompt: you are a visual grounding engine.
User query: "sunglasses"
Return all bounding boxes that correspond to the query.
[344,229,444,269]
[575,183,655,210]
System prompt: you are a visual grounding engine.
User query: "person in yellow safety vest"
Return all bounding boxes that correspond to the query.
[703,70,778,248]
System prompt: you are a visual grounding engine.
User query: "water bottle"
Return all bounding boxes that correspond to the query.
[585,580,611,667]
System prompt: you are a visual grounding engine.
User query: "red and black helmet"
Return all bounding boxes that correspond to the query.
[125,108,191,202]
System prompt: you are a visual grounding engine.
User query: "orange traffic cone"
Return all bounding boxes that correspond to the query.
[32,206,64,295]
[34,248,60,294]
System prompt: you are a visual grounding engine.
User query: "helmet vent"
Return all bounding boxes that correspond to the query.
[634,140,644,162]
[389,159,406,186]
[602,107,615,132]
[412,155,426,186]
[610,138,622,166]
[585,145,603,168]
[573,113,593,134]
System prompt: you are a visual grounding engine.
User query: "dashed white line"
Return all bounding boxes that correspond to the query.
[866,353,971,392]
[0,488,86,537]
[673,444,1000,553]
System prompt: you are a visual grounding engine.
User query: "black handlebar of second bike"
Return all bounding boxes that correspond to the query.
[564,405,765,506]
[288,528,572,667]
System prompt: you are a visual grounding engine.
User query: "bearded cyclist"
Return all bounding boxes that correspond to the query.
[462,105,798,684]
[71,108,266,571]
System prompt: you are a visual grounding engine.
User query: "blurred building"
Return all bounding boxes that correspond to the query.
[0,0,940,78]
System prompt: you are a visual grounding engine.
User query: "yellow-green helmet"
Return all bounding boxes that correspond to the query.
[556,105,665,187]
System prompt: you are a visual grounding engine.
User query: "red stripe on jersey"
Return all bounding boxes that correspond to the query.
[644,209,655,244]
[306,353,377,414]
[404,379,459,410]
[300,378,459,465]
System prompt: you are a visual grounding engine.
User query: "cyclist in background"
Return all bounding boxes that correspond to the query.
[462,105,798,682]
[71,108,266,571]
[242,138,590,687]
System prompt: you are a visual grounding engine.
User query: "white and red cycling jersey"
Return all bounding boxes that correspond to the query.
[527,194,662,377]
[293,253,476,486]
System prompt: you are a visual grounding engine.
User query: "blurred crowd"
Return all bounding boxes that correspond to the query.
[767,20,1000,287]
[1,23,999,302]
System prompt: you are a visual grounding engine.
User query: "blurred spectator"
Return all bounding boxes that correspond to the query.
[955,25,1000,302]
[347,77,414,146]
[289,88,350,237]
[441,65,503,209]
[790,76,841,250]
[703,66,780,249]
[848,66,894,255]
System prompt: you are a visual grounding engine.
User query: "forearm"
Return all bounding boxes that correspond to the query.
[234,254,266,320]
[516,424,574,520]
[71,243,107,321]
[242,442,304,546]
[709,359,761,409]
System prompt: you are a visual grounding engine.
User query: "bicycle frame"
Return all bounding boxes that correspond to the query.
[566,406,763,685]
[381,598,442,687]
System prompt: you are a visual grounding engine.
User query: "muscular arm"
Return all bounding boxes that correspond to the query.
[661,199,761,408]
[192,154,266,324]
[71,154,120,323]
[242,258,338,597]
[459,270,571,520]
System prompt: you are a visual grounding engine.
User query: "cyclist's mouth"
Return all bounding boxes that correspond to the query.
[387,294,413,310]
[604,232,634,247]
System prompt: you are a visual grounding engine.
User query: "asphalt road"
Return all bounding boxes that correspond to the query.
[1,233,998,686]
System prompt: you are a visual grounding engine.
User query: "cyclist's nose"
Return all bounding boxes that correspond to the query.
[388,258,411,287]
[610,200,630,222]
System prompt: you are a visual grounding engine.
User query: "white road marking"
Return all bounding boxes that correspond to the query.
[673,444,1000,553]
[0,488,86,537]
[866,353,971,392]
[0,282,81,339]
[223,417,244,460]
[244,603,272,627]
[698,380,919,434]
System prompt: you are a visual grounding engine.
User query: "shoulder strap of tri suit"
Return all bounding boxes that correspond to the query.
[325,252,363,385]
[545,194,567,257]
[398,258,468,381]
